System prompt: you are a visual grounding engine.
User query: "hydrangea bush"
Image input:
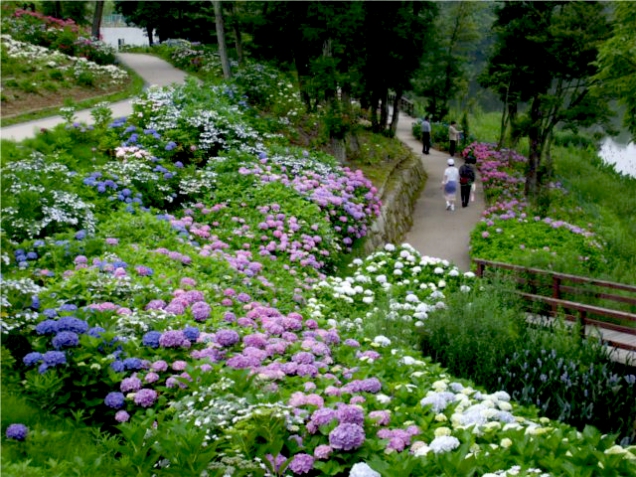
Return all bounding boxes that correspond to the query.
[2,72,635,477]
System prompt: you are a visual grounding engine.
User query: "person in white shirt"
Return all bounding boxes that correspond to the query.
[448,121,463,157]
[442,158,460,211]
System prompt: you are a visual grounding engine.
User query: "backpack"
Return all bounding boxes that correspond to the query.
[459,165,475,185]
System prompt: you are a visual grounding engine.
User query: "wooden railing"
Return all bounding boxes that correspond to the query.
[387,93,415,117]
[473,258,636,352]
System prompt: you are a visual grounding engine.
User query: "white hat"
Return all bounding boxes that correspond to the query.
[447,158,455,166]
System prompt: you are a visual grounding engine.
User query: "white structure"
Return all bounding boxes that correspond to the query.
[100,27,153,49]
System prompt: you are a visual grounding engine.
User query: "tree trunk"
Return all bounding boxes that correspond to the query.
[230,2,244,66]
[525,96,542,199]
[370,94,380,132]
[389,90,402,135]
[379,88,389,131]
[213,0,232,79]
[146,26,154,46]
[342,86,359,157]
[91,1,104,39]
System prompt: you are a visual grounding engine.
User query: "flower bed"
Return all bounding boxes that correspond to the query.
[2,75,635,476]
[463,142,606,274]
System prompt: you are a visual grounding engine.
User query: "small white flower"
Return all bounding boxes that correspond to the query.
[384,244,396,252]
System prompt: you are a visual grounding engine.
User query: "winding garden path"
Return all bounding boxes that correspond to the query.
[1,53,484,272]
[395,114,485,271]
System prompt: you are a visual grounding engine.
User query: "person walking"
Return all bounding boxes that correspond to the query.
[458,162,476,208]
[421,116,431,154]
[448,121,463,157]
[441,158,459,211]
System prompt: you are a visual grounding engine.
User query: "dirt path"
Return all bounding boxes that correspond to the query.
[394,114,485,272]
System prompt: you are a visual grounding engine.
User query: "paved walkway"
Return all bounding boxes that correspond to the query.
[394,114,485,271]
[1,53,190,142]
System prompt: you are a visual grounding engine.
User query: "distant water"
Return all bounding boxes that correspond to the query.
[598,137,636,178]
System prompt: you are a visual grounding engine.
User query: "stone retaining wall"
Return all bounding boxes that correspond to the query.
[363,154,427,254]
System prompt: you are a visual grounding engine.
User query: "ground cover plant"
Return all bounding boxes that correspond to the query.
[2,56,636,477]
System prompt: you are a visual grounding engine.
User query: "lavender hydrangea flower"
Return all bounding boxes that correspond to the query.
[88,327,105,337]
[328,423,365,451]
[120,376,142,392]
[115,410,130,422]
[288,453,314,474]
[6,423,28,441]
[336,404,364,425]
[313,444,332,460]
[191,302,211,321]
[104,392,125,409]
[133,389,158,408]
[145,299,166,311]
[216,329,240,347]
[52,331,79,349]
[158,330,189,348]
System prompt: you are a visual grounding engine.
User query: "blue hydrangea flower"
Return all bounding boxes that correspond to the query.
[75,230,87,240]
[23,352,43,366]
[6,424,28,441]
[165,141,177,151]
[142,331,161,348]
[52,331,79,349]
[123,357,143,371]
[26,252,38,260]
[110,361,125,373]
[59,304,77,312]
[104,392,125,409]
[88,327,105,338]
[35,320,58,335]
[31,296,40,310]
[42,351,66,366]
[33,240,46,247]
[57,316,89,334]
[183,326,200,342]
[42,308,58,318]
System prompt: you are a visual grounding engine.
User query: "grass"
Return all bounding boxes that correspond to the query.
[0,63,146,128]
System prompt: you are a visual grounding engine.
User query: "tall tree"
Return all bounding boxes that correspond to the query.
[412,1,485,121]
[213,0,231,79]
[483,1,614,200]
[594,2,636,141]
[91,0,105,39]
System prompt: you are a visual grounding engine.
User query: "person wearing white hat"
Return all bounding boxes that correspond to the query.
[441,158,459,211]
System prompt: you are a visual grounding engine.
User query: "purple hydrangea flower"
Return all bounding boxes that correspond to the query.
[145,299,166,311]
[115,410,130,422]
[328,423,365,451]
[104,392,125,409]
[6,423,28,441]
[133,388,158,408]
[288,453,314,474]
[111,361,125,373]
[336,404,365,425]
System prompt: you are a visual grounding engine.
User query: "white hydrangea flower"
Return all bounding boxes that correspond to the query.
[373,335,391,347]
[384,244,396,252]
[349,462,381,477]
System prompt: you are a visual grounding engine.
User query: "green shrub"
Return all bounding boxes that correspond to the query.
[76,71,94,87]
[49,70,64,81]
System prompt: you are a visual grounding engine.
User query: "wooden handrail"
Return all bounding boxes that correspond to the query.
[473,258,636,353]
